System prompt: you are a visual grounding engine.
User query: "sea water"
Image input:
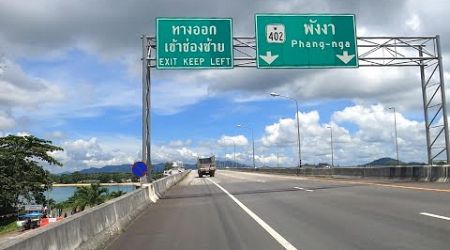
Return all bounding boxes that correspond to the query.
[45,185,136,203]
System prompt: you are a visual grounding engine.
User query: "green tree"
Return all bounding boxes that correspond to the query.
[71,184,109,211]
[108,190,127,200]
[0,135,63,216]
[164,162,173,170]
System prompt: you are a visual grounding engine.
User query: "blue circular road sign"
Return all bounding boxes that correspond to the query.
[132,161,148,177]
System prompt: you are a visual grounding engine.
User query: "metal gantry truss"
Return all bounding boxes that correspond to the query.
[143,36,449,165]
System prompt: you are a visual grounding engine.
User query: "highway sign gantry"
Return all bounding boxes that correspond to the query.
[255,14,358,68]
[156,18,233,69]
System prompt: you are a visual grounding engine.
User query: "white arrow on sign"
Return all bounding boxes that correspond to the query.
[259,51,279,65]
[336,51,355,64]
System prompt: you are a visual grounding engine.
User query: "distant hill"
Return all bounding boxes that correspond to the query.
[364,157,427,166]
[365,157,404,166]
[79,164,132,174]
[74,162,197,174]
[77,163,168,174]
[65,160,248,175]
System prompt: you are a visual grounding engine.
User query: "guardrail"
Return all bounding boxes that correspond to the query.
[0,170,191,250]
[229,166,449,182]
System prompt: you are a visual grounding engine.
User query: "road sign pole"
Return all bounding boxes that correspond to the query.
[141,35,146,184]
[142,36,153,183]
[147,39,153,182]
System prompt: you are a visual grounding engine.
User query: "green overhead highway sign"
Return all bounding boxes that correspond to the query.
[255,14,358,68]
[156,18,233,69]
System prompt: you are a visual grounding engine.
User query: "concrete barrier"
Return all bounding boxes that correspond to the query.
[0,170,190,250]
[230,166,449,182]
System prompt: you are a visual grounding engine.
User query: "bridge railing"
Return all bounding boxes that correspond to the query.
[0,170,191,250]
[229,166,449,182]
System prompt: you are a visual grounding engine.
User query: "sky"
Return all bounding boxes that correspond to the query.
[1,0,450,173]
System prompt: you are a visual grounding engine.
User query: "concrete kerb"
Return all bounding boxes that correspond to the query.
[0,170,191,250]
[229,167,449,182]
[145,170,190,203]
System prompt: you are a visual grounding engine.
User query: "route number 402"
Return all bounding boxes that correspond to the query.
[266,24,285,43]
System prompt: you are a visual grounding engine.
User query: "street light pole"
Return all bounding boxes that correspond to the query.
[388,107,400,165]
[237,124,256,169]
[327,126,334,167]
[270,92,302,173]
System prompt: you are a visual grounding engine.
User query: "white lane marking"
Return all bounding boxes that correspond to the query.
[218,171,267,182]
[293,186,314,192]
[420,212,450,221]
[207,178,298,250]
[221,170,308,181]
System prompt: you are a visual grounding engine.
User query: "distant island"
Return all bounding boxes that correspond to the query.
[363,157,425,166]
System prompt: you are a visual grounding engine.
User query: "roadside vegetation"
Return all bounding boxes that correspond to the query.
[49,172,139,184]
[53,184,128,216]
[0,135,62,217]
[0,217,18,235]
[49,170,165,184]
[0,134,164,235]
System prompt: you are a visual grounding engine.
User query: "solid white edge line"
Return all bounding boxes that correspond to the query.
[420,212,450,221]
[293,186,314,192]
[207,178,298,250]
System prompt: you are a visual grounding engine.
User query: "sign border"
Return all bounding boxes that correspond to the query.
[255,13,359,69]
[156,17,234,70]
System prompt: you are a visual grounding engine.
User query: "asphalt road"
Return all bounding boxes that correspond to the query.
[106,170,450,250]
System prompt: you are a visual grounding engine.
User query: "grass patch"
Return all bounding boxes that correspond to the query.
[0,217,18,235]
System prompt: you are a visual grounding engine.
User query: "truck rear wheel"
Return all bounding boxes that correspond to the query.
[198,173,203,178]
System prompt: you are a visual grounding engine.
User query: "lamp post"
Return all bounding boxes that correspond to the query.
[327,126,334,167]
[270,92,302,172]
[388,107,400,165]
[236,124,256,169]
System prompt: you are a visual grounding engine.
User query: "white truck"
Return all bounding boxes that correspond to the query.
[197,156,216,177]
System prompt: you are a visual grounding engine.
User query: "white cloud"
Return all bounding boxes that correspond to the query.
[1,0,441,117]
[0,111,15,130]
[0,58,63,108]
[16,131,31,137]
[260,104,428,166]
[152,145,198,163]
[47,131,65,140]
[217,135,248,146]
[48,136,140,172]
[406,13,421,31]
[168,139,192,147]
[256,153,287,166]
[152,72,210,114]
[42,102,433,172]
[0,56,65,132]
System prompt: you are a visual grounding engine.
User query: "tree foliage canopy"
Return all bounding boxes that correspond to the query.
[0,135,63,215]
[71,184,109,211]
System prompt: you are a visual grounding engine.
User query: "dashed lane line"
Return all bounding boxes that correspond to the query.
[222,170,450,194]
[207,178,298,250]
[293,186,314,192]
[420,212,450,221]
